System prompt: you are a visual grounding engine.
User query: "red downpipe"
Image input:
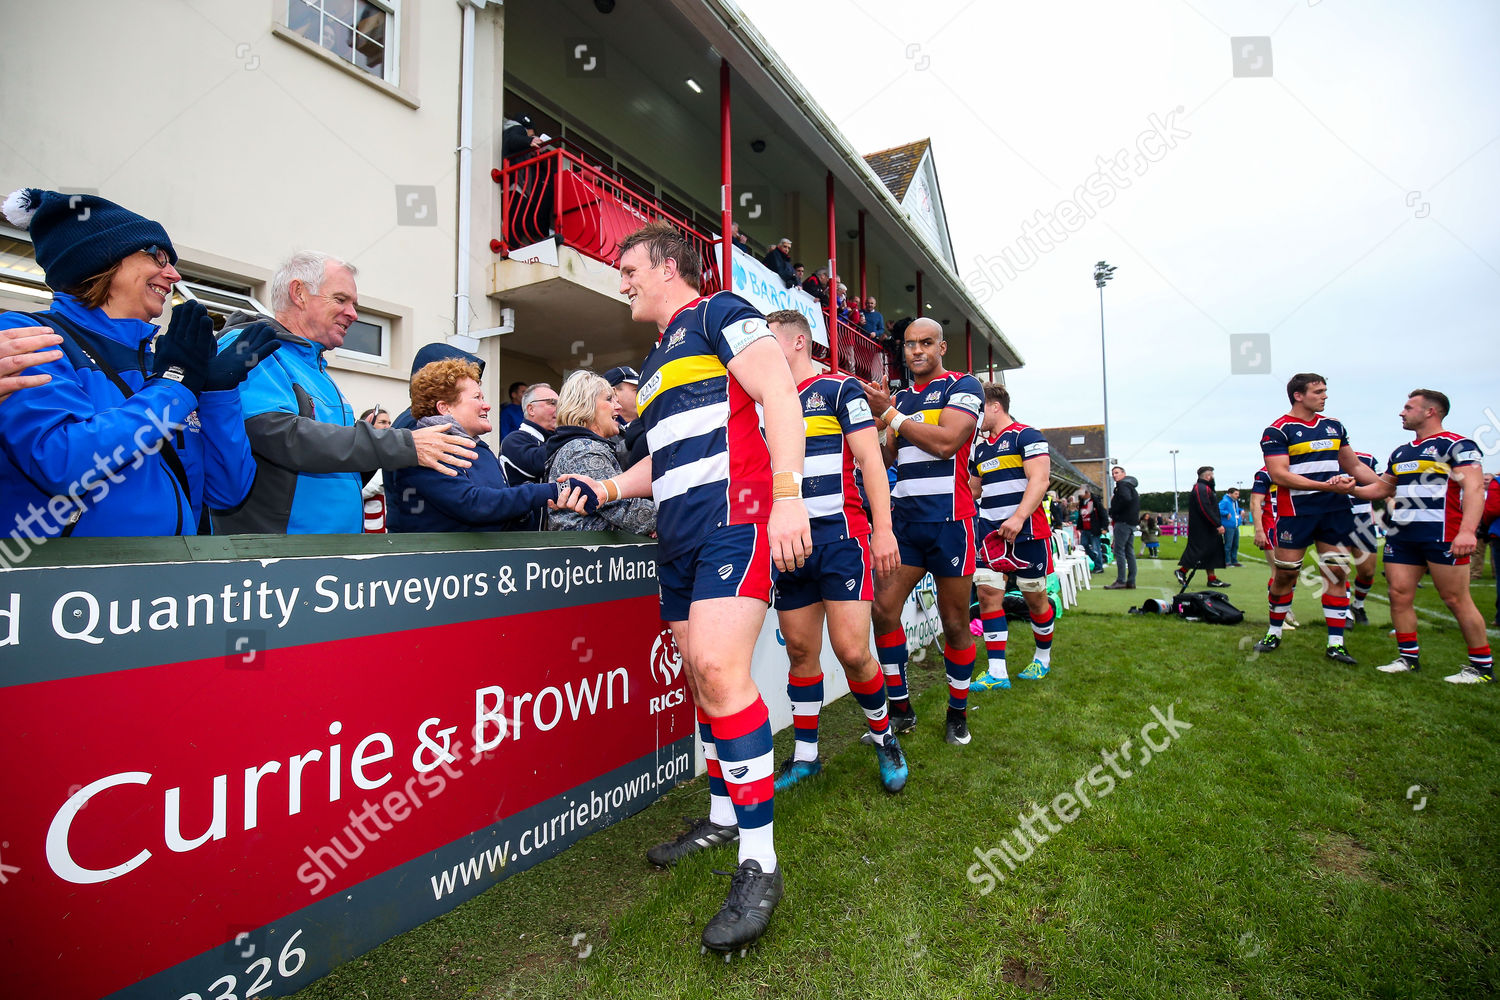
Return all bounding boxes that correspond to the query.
[826,171,839,372]
[720,59,732,292]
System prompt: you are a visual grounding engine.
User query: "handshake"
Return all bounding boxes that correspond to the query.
[553,474,605,515]
[1326,474,1358,494]
[151,300,281,397]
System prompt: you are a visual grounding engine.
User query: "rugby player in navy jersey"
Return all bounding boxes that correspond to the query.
[1254,373,1382,663]
[968,382,1056,690]
[598,223,811,955]
[1352,390,1491,683]
[764,310,907,793]
[859,318,984,746]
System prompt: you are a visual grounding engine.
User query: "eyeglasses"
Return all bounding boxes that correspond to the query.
[138,246,171,268]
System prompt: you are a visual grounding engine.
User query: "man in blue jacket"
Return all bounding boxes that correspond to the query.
[0,187,273,550]
[213,252,479,535]
[1219,486,1244,567]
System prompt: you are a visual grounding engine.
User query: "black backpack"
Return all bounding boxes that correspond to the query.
[1136,590,1244,625]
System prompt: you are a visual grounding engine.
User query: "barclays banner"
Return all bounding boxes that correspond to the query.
[729,246,830,347]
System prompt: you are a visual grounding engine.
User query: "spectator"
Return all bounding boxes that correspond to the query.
[1139,512,1161,558]
[498,380,528,437]
[1219,486,1244,567]
[384,342,486,504]
[1469,469,1493,584]
[802,266,829,305]
[389,359,589,532]
[360,406,391,533]
[793,263,805,286]
[500,114,554,245]
[604,365,649,470]
[0,188,276,539]
[1079,489,1108,572]
[763,237,796,288]
[544,370,656,535]
[213,251,476,535]
[863,297,886,337]
[729,222,751,252]
[1104,465,1140,589]
[498,383,558,531]
[0,324,63,405]
[1175,465,1229,588]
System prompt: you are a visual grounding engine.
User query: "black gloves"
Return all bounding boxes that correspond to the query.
[205,321,281,392]
[151,299,215,396]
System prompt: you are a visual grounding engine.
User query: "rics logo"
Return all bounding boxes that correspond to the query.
[649,627,683,686]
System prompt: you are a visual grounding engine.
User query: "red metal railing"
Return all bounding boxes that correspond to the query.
[810,318,888,384]
[491,146,722,293]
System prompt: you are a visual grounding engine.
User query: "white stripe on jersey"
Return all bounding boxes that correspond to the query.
[1391,508,1445,523]
[894,477,958,497]
[647,400,729,455]
[896,442,943,464]
[803,451,843,479]
[653,451,730,505]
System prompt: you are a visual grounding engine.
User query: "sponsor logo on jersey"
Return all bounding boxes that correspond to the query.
[1394,460,1420,474]
[717,563,734,581]
[845,578,857,591]
[723,317,769,354]
[847,397,873,423]
[1023,441,1048,457]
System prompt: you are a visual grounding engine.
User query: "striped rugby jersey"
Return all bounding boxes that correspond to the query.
[1350,451,1377,516]
[1260,414,1351,516]
[636,291,774,561]
[1383,432,1481,543]
[798,373,874,544]
[1252,467,1277,536]
[971,422,1050,540]
[890,372,984,522]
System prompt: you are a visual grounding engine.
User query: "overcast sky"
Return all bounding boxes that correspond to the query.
[735,0,1500,493]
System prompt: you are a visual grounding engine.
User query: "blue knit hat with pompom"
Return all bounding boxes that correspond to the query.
[2,187,176,292]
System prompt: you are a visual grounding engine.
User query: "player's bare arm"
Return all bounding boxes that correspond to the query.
[727,337,811,571]
[847,424,899,576]
[1352,472,1397,503]
[999,454,1051,541]
[1452,464,1483,556]
[1266,453,1351,493]
[886,406,977,461]
[1338,446,1384,486]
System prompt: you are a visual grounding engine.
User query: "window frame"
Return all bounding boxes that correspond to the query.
[285,0,401,87]
[334,312,392,366]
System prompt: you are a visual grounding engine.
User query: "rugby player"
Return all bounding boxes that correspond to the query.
[967,382,1055,691]
[1254,373,1382,663]
[1353,390,1491,682]
[764,310,907,793]
[1347,451,1381,626]
[1250,467,1297,631]
[601,223,811,954]
[860,318,984,746]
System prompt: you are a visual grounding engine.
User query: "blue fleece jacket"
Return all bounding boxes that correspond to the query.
[388,417,558,532]
[0,294,254,540]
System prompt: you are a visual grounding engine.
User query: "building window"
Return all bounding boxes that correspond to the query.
[1070,435,1086,445]
[0,228,51,308]
[172,278,273,331]
[287,0,398,84]
[335,314,390,365]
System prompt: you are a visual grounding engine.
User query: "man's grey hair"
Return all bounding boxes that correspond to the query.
[521,383,555,410]
[270,251,357,313]
[777,236,792,245]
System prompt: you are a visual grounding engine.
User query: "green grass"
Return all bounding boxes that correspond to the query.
[292,547,1499,1000]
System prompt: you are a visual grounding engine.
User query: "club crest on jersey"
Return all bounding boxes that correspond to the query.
[1421,445,1439,459]
[666,328,686,351]
[805,392,828,411]
[924,390,941,403]
[998,438,1012,451]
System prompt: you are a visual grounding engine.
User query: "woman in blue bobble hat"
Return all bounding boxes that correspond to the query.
[0,188,280,541]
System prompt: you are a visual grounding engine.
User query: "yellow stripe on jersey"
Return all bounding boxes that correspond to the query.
[1286,438,1339,456]
[638,354,727,414]
[803,415,843,438]
[976,454,1023,474]
[1394,459,1452,477]
[903,407,945,427]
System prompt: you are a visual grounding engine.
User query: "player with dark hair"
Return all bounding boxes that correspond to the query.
[763,310,907,793]
[600,222,811,955]
[860,319,984,746]
[1254,373,1382,663]
[1355,390,1491,682]
[968,382,1054,691]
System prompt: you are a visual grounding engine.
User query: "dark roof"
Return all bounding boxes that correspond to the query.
[863,139,930,201]
[1040,424,1106,462]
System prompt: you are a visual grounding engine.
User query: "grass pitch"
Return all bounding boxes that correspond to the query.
[293,538,1499,999]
